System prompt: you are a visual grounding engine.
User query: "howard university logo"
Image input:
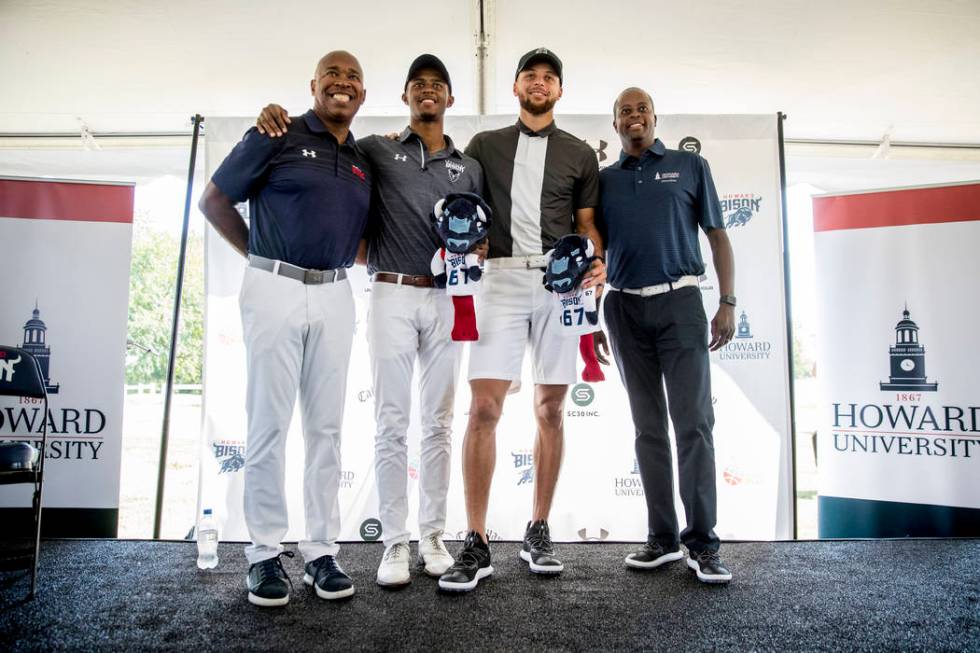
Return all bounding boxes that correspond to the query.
[18,303,60,393]
[719,311,771,361]
[880,306,938,392]
[829,302,979,460]
[721,194,762,228]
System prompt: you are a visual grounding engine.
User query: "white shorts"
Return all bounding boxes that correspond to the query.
[468,266,578,392]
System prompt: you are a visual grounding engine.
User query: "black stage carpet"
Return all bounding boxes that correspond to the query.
[1,539,978,651]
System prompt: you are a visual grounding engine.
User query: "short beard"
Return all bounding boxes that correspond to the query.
[519,94,557,116]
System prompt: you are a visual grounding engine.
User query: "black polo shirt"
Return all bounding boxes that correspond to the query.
[599,139,724,288]
[465,119,599,258]
[211,109,372,270]
[359,128,483,276]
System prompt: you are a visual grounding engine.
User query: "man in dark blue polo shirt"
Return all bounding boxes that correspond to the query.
[198,50,371,607]
[598,87,736,584]
[254,53,484,589]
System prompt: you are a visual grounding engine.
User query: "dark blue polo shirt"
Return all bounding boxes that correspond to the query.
[600,139,724,288]
[211,109,371,270]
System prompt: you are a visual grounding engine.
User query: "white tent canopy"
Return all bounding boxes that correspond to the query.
[2,0,979,191]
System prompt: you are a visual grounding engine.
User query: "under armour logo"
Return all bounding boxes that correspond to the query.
[302,149,317,158]
[394,154,407,162]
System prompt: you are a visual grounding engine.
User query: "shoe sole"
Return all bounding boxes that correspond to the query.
[375,575,411,587]
[417,555,452,578]
[624,550,683,570]
[519,549,564,574]
[686,558,732,584]
[246,576,289,607]
[247,591,289,607]
[437,565,494,592]
[303,573,357,599]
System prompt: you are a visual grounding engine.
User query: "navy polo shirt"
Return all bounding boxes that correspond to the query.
[600,139,724,288]
[211,109,372,270]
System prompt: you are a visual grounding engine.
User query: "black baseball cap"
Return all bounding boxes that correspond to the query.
[405,54,452,94]
[515,47,563,85]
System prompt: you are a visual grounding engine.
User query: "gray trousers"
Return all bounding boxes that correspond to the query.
[604,286,720,553]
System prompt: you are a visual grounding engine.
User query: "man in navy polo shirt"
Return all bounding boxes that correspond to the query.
[597,87,736,584]
[254,54,484,588]
[198,50,371,607]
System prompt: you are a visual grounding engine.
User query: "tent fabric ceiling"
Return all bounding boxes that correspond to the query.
[2,0,979,144]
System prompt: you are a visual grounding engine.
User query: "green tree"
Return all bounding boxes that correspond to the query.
[126,217,204,386]
[792,324,816,379]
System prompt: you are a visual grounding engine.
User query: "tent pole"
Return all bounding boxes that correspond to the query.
[476,0,488,115]
[153,114,203,539]
[778,112,799,540]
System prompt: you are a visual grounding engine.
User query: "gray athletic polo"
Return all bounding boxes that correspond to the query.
[464,119,599,258]
[359,128,483,276]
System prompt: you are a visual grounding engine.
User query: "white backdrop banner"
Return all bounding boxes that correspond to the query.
[0,177,133,537]
[201,114,792,543]
[813,182,980,537]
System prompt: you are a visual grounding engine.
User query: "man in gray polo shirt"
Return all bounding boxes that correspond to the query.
[256,54,483,588]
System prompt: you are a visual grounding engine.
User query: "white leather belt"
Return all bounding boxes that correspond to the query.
[487,255,548,270]
[609,275,699,296]
[249,254,347,285]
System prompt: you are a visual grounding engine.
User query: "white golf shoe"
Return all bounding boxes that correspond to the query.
[418,532,454,577]
[376,541,411,586]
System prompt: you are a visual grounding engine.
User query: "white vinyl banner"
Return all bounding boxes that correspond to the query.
[813,182,980,537]
[0,177,133,536]
[201,114,791,543]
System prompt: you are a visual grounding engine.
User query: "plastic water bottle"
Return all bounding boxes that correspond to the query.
[196,508,219,569]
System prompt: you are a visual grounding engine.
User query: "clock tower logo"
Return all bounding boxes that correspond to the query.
[879,305,938,392]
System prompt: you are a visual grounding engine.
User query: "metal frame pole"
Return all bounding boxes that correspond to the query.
[153,114,204,539]
[777,112,799,539]
[476,0,488,115]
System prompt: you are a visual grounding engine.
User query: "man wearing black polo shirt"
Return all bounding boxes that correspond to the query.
[199,50,370,607]
[437,48,606,592]
[598,87,735,584]
[255,54,484,588]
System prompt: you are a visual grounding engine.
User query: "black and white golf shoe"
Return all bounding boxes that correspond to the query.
[520,520,563,574]
[686,550,733,584]
[437,531,493,593]
[246,551,294,607]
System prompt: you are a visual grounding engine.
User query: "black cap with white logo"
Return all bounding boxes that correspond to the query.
[405,53,452,94]
[515,47,563,85]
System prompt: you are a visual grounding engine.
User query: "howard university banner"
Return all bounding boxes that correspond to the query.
[813,182,980,537]
[202,115,791,543]
[0,177,133,536]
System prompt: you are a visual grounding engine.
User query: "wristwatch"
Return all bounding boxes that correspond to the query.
[719,295,737,307]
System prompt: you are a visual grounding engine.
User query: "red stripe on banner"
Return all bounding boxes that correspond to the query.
[0,178,134,223]
[813,183,980,232]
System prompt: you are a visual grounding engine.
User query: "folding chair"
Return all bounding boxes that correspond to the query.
[0,346,49,599]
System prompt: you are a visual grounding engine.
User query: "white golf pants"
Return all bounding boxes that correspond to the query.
[239,265,354,565]
[368,281,461,547]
